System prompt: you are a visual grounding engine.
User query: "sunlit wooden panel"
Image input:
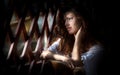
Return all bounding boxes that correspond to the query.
[30,32,37,52]
[20,40,28,58]
[10,11,19,37]
[24,16,32,35]
[47,9,55,32]
[37,12,45,33]
[32,37,41,53]
[18,31,33,63]
[43,29,50,50]
[28,18,36,36]
[17,31,25,56]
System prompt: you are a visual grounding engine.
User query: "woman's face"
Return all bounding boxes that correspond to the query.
[64,12,81,34]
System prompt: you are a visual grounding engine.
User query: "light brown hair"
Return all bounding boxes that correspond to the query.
[49,6,100,56]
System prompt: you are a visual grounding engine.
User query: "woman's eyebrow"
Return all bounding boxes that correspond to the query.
[65,17,73,20]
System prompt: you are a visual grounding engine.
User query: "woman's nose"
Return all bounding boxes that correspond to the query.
[65,21,69,26]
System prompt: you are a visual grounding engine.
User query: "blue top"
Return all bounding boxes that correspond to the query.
[47,38,104,75]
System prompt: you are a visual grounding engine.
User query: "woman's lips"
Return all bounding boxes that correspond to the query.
[66,27,72,31]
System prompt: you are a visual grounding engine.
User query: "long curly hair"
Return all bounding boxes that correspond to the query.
[49,6,99,56]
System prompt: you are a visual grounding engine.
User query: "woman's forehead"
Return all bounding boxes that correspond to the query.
[65,12,75,17]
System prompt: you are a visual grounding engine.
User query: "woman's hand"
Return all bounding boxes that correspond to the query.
[40,50,53,59]
[60,56,71,62]
[59,56,74,68]
[40,51,75,68]
[74,27,82,40]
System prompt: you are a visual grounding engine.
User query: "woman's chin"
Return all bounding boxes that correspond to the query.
[68,31,74,35]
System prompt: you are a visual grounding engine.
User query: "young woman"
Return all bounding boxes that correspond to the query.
[40,6,104,75]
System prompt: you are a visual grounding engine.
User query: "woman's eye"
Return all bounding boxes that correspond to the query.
[65,17,73,21]
[68,17,73,20]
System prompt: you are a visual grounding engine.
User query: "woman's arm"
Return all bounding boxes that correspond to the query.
[41,50,71,62]
[71,28,83,66]
[40,38,71,62]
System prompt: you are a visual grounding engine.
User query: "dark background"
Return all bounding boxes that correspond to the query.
[0,0,112,75]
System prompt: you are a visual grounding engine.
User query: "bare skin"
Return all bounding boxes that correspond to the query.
[40,12,84,67]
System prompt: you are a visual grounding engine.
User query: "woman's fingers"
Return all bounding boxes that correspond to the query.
[40,50,53,59]
[74,27,82,39]
[40,50,48,59]
[60,56,75,68]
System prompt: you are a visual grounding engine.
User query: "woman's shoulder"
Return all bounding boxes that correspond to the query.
[81,44,104,62]
[89,44,104,52]
[86,44,104,57]
[83,44,104,56]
